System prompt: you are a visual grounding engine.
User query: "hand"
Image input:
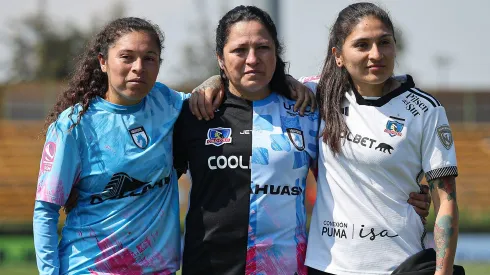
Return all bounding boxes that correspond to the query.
[189,75,223,120]
[408,185,432,224]
[63,188,79,214]
[286,75,317,115]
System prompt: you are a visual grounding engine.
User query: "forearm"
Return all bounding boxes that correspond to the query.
[434,199,459,275]
[192,75,221,92]
[33,200,61,275]
[429,176,459,275]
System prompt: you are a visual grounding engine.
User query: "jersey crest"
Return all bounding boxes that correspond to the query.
[287,128,305,151]
[384,120,404,137]
[205,127,232,146]
[129,127,149,149]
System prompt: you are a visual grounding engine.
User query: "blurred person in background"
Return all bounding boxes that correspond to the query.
[300,3,461,275]
[174,5,431,275]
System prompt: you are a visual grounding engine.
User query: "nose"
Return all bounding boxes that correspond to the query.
[246,49,259,66]
[132,58,145,74]
[369,44,383,61]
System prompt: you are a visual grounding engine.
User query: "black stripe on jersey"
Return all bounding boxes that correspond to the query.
[412,88,442,106]
[410,88,441,107]
[389,116,405,121]
[425,166,458,181]
[351,75,416,107]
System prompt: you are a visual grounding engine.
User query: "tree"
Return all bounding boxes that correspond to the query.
[8,1,126,83]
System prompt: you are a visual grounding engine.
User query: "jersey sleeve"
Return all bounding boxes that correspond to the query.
[153,82,190,113]
[421,106,458,181]
[36,121,81,206]
[298,75,320,93]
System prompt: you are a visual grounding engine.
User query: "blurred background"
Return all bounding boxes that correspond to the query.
[0,0,489,274]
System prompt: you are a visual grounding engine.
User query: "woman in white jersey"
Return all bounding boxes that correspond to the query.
[303,3,460,275]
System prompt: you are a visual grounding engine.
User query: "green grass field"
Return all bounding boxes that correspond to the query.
[0,235,488,274]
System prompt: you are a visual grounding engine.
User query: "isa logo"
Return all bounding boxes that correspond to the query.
[205,127,232,146]
[129,127,149,149]
[384,120,404,137]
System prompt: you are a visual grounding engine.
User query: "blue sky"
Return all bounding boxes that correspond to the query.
[2,0,489,89]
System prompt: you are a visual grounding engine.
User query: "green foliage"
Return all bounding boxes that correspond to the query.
[8,1,126,83]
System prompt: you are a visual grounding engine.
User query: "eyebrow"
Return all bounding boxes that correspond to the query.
[118,49,159,55]
[351,33,393,43]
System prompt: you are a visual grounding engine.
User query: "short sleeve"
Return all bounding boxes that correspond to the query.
[421,106,458,181]
[36,122,81,206]
[298,75,319,94]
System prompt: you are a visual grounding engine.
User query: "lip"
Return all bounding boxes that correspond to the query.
[127,78,146,84]
[367,65,385,69]
[244,70,262,74]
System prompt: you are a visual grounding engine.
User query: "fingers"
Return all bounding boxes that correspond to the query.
[298,88,311,116]
[213,89,224,110]
[197,91,210,121]
[408,192,431,218]
[189,92,202,120]
[309,89,317,112]
[204,88,215,119]
[293,85,306,113]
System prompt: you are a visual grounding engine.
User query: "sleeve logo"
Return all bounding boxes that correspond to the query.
[206,127,232,146]
[40,141,56,174]
[129,127,149,149]
[436,125,453,150]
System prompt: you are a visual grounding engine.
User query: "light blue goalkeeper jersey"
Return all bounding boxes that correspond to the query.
[35,82,187,274]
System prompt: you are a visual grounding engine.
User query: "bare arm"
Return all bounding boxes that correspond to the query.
[189,75,223,120]
[428,176,459,275]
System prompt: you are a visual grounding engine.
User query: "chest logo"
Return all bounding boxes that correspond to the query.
[384,120,404,137]
[129,127,149,149]
[287,128,305,151]
[206,127,232,146]
[436,125,453,150]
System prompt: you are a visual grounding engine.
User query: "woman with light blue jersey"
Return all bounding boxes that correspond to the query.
[33,17,188,275]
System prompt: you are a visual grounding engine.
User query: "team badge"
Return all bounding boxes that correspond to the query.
[205,127,232,146]
[384,120,404,137]
[436,125,453,150]
[129,127,149,149]
[287,128,305,151]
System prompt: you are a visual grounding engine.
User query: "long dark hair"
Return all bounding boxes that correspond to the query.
[43,17,164,134]
[317,2,396,154]
[215,5,291,98]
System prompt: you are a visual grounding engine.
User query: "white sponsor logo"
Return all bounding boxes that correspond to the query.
[208,155,251,170]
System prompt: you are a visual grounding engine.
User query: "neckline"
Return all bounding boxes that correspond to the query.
[93,96,145,114]
[351,75,415,107]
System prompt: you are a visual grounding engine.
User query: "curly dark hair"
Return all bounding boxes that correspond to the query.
[43,17,164,134]
[215,5,291,99]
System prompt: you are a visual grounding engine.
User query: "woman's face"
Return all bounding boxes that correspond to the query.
[334,16,396,90]
[218,20,276,99]
[99,31,160,106]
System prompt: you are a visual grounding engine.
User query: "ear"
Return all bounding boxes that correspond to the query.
[98,53,107,73]
[217,54,224,70]
[332,47,343,68]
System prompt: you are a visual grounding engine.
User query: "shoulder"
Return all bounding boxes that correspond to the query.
[53,105,82,131]
[298,75,320,93]
[148,82,187,111]
[394,75,444,114]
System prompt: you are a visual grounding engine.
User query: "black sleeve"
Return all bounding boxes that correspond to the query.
[173,100,189,179]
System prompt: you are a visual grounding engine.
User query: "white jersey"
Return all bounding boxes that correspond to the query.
[301,75,458,274]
